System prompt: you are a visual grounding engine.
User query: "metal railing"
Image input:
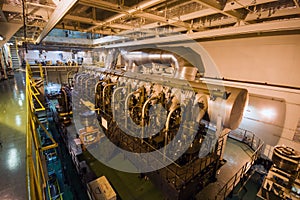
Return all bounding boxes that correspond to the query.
[29,65,79,84]
[107,118,226,190]
[215,128,264,200]
[26,63,58,200]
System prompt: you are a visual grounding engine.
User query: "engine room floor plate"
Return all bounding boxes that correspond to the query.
[82,150,164,200]
[196,137,254,199]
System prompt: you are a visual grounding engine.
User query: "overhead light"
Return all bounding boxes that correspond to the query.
[0,35,4,41]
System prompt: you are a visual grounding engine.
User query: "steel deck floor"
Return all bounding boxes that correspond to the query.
[0,72,27,200]
[196,138,254,199]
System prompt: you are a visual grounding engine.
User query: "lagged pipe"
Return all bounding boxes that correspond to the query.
[121,51,179,76]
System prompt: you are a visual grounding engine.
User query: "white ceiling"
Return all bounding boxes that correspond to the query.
[0,0,299,46]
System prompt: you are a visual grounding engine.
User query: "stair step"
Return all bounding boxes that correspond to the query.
[7,40,20,69]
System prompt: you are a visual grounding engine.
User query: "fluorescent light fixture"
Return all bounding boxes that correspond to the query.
[0,35,4,41]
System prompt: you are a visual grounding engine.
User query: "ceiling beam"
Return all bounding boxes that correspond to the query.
[81,0,166,31]
[134,12,192,30]
[26,2,55,10]
[293,0,300,8]
[141,9,216,29]
[109,24,134,30]
[171,7,300,32]
[191,0,244,20]
[64,14,134,30]
[35,0,79,44]
[2,4,23,13]
[0,9,8,22]
[2,3,52,19]
[223,0,277,11]
[64,14,100,25]
[137,0,278,30]
[55,24,85,32]
[245,7,300,21]
[102,18,300,48]
[55,24,114,35]
[27,21,46,28]
[79,0,127,13]
[42,36,93,45]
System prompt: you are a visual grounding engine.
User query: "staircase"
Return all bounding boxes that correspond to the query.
[9,39,20,69]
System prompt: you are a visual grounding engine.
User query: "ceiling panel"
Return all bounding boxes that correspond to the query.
[1,0,299,44]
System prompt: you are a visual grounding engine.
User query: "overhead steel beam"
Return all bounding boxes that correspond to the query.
[2,4,23,13]
[64,14,134,30]
[171,7,300,30]
[35,0,79,44]
[141,9,215,29]
[223,0,277,11]
[293,0,299,8]
[134,12,191,30]
[55,24,85,32]
[81,2,195,31]
[93,36,126,45]
[191,0,244,20]
[110,24,134,30]
[81,0,166,31]
[79,0,127,13]
[189,18,300,39]
[245,7,300,21]
[26,2,55,10]
[55,24,114,35]
[137,0,278,30]
[91,29,116,35]
[43,36,93,45]
[2,3,51,18]
[64,14,100,25]
[0,9,7,22]
[101,19,300,48]
[27,21,46,28]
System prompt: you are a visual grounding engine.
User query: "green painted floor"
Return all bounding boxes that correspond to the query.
[0,72,27,199]
[81,150,164,200]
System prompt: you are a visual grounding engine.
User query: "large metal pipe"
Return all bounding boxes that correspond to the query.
[67,71,75,87]
[164,104,181,160]
[141,96,159,142]
[94,80,107,110]
[125,90,140,128]
[102,83,117,112]
[112,86,126,120]
[189,81,248,130]
[75,73,86,87]
[85,74,96,100]
[121,51,179,75]
[61,87,68,113]
[207,87,248,130]
[165,105,181,135]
